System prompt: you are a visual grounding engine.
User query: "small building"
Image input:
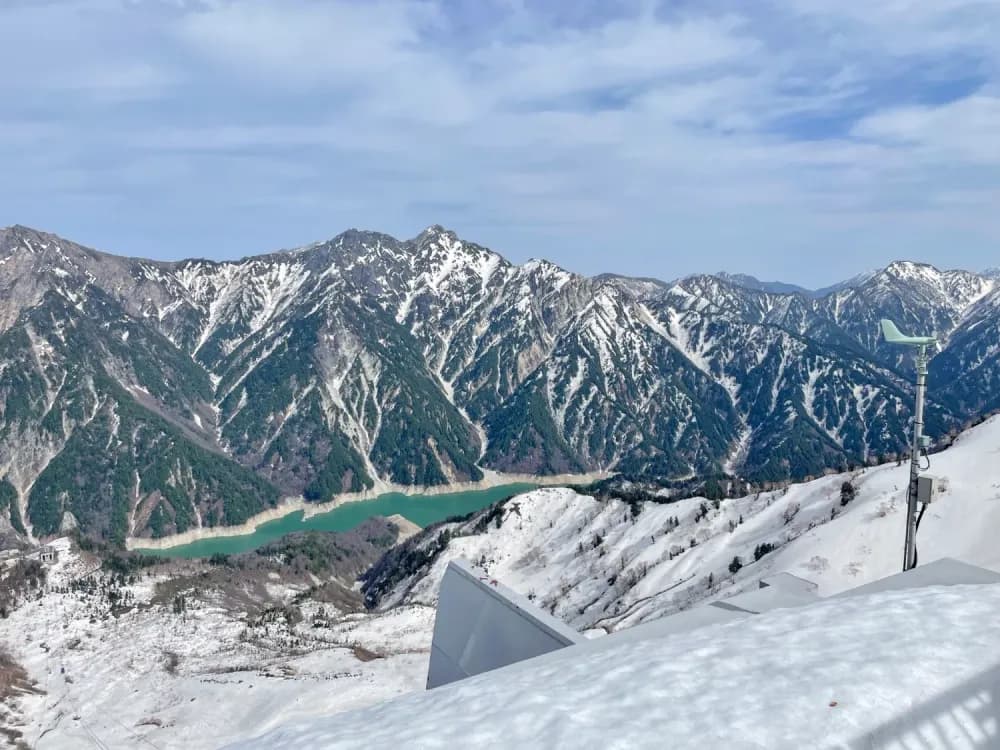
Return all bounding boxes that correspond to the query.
[38,545,58,564]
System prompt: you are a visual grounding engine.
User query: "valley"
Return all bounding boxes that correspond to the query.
[3,223,999,549]
[3,222,1000,749]
[135,482,540,558]
[6,3,998,745]
[3,414,999,748]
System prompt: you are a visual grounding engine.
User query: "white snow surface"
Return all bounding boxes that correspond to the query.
[235,583,1000,749]
[371,415,1000,634]
[6,417,1000,749]
[0,538,430,749]
[232,416,1000,748]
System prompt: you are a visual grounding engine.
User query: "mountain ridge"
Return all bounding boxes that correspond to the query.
[2,223,986,297]
[1,223,997,544]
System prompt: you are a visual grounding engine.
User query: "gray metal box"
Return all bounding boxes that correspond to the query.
[917,474,938,504]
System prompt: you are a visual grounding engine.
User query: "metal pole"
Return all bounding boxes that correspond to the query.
[903,344,928,571]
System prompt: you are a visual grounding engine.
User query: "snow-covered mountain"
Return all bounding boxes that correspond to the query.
[1,223,997,544]
[810,267,880,298]
[364,414,1000,632]
[5,415,1000,750]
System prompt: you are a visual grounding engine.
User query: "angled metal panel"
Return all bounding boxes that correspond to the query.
[427,559,584,689]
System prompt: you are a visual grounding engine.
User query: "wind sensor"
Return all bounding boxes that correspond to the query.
[880,319,937,572]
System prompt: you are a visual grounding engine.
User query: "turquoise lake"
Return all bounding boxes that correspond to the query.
[136,483,539,559]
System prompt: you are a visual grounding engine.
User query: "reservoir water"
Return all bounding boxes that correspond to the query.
[135,483,539,559]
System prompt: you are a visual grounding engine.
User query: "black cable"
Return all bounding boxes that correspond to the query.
[914,448,932,565]
[912,502,928,567]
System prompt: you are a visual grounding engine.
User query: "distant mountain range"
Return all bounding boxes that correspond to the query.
[714,270,881,298]
[1,223,997,544]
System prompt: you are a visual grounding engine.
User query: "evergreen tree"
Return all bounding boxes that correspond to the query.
[840,481,857,506]
[754,542,775,561]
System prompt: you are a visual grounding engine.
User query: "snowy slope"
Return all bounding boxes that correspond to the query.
[366,415,1000,632]
[234,414,1000,749]
[0,538,431,750]
[5,417,1000,749]
[236,584,1000,750]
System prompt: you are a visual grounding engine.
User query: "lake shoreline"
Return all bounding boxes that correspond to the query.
[127,470,609,552]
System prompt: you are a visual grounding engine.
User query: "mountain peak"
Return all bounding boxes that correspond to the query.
[882,260,938,276]
[410,225,476,259]
[319,228,404,259]
[592,273,669,300]
[414,224,460,244]
[0,226,79,265]
[1,223,39,235]
[811,269,879,298]
[0,225,122,265]
[1,224,47,248]
[521,257,565,274]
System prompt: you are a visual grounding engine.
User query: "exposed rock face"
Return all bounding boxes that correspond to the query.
[1,224,996,542]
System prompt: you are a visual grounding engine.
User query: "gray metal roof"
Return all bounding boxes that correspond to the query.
[708,585,819,614]
[833,557,1000,599]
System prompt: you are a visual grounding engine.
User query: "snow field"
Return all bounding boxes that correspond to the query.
[237,584,1000,749]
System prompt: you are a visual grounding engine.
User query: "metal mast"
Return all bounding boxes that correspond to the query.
[879,319,937,572]
[902,343,929,571]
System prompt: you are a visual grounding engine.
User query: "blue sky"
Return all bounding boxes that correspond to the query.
[1,0,998,286]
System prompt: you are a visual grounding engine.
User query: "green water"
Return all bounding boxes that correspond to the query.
[136,483,539,559]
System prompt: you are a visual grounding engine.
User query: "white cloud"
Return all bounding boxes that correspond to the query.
[0,1,178,99]
[3,0,1000,282]
[853,95,1000,163]
[174,1,439,84]
[62,62,178,100]
[474,15,759,105]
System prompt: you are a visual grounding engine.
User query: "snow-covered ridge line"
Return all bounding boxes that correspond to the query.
[4,220,1000,543]
[367,414,1000,631]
